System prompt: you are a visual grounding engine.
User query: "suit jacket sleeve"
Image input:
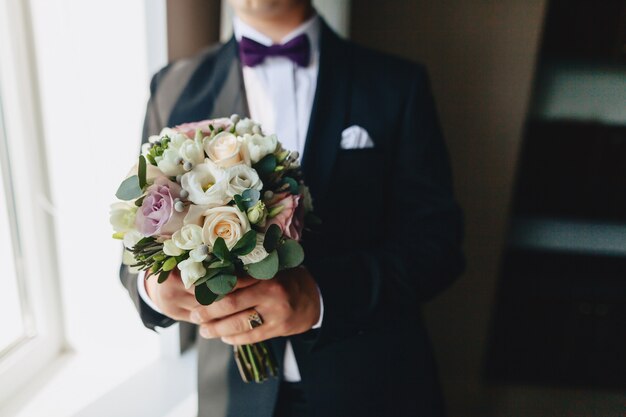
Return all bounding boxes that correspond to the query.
[304,67,465,347]
[119,70,177,331]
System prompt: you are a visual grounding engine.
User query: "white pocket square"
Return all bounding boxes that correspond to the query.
[340,125,374,149]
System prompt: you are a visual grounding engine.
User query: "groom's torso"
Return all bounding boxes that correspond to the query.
[144,21,444,417]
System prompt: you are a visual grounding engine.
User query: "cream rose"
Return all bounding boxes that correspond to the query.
[172,224,204,250]
[180,159,229,207]
[202,206,251,250]
[204,132,247,167]
[225,163,263,198]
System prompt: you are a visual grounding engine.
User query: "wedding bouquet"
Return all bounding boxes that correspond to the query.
[110,115,316,383]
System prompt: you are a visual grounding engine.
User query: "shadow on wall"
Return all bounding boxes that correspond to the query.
[351,1,625,416]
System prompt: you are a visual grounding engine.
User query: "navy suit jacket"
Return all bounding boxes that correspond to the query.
[120,19,465,417]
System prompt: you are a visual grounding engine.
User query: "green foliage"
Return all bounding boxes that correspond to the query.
[145,136,170,165]
[241,189,260,209]
[195,284,218,306]
[231,230,257,256]
[157,270,170,283]
[281,177,299,195]
[212,237,230,261]
[207,274,237,295]
[208,259,234,270]
[245,250,279,279]
[253,154,277,176]
[263,224,282,252]
[277,239,304,269]
[162,257,177,271]
[138,155,147,189]
[116,175,142,200]
[233,194,246,212]
[194,267,222,286]
[134,195,146,207]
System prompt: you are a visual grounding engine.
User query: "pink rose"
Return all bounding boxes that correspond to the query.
[135,177,186,237]
[264,192,305,241]
[174,118,232,139]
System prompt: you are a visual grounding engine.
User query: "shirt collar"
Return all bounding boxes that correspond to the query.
[233,13,320,58]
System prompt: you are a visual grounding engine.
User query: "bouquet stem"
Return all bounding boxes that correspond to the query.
[233,342,278,383]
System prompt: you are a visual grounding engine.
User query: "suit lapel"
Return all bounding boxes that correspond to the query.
[301,20,352,212]
[168,37,249,127]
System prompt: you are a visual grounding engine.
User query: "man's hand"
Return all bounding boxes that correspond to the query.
[145,268,199,322]
[189,267,321,345]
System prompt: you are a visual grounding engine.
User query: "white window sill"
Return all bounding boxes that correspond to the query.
[0,346,197,417]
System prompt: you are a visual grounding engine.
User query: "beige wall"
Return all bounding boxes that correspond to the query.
[166,0,221,62]
[351,1,546,415]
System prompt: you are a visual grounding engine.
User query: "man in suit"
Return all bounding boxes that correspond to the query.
[120,1,465,416]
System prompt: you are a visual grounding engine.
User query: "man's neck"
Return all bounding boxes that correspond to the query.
[236,4,314,43]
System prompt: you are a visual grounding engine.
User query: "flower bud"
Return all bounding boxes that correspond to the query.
[246,201,267,226]
[174,201,185,212]
[180,189,189,199]
[230,114,240,124]
[183,161,193,171]
[252,125,261,134]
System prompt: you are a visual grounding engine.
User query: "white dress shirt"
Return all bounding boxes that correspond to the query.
[137,14,323,383]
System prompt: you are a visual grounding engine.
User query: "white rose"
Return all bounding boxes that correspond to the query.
[109,202,137,233]
[204,132,247,167]
[172,224,204,250]
[155,132,188,176]
[178,135,205,166]
[225,164,263,198]
[235,118,261,136]
[178,258,206,289]
[202,206,251,250]
[180,159,229,207]
[239,233,269,265]
[242,133,277,164]
[163,239,184,256]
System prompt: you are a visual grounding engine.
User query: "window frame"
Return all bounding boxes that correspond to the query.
[0,0,66,408]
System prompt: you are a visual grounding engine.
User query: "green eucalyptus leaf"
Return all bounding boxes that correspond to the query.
[231,230,257,256]
[277,239,305,269]
[281,177,299,195]
[245,250,279,280]
[195,284,218,306]
[212,237,230,261]
[233,194,246,212]
[116,175,142,200]
[253,154,277,176]
[162,257,177,271]
[138,155,147,189]
[241,189,260,209]
[157,270,170,283]
[208,259,233,269]
[263,224,282,252]
[194,268,221,286]
[206,274,237,295]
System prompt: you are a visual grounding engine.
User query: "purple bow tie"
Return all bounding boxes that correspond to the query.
[239,34,311,67]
